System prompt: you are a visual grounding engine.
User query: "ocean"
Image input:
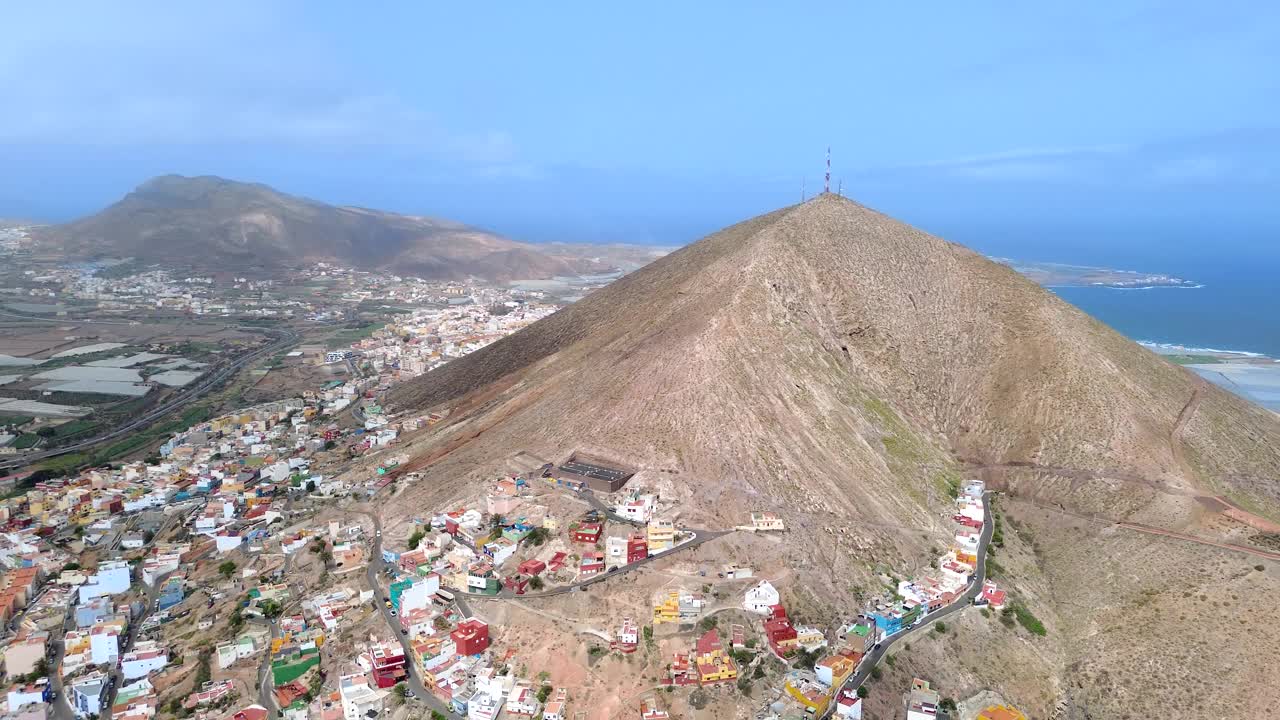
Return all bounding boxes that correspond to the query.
[946,222,1280,359]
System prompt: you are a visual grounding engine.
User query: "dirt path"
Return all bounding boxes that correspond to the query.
[1170,382,1204,482]
[1010,494,1280,561]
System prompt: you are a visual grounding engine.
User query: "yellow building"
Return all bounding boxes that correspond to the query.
[784,675,831,714]
[648,519,675,553]
[693,629,737,684]
[653,591,680,624]
[978,706,1027,720]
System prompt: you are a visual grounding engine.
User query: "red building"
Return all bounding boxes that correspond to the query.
[571,523,603,544]
[547,552,568,572]
[763,606,798,658]
[579,551,605,577]
[626,534,648,564]
[517,559,546,576]
[503,574,531,595]
[451,618,491,656]
[364,643,407,689]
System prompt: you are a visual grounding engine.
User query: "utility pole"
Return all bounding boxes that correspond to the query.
[801,178,806,202]
[837,179,843,197]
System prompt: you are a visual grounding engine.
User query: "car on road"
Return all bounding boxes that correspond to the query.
[390,610,397,617]
[385,599,392,608]
[401,628,407,635]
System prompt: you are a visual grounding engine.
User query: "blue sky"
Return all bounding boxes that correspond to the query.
[3,1,1279,247]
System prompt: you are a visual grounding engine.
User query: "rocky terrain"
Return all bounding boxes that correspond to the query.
[383,194,1280,717]
[35,175,611,281]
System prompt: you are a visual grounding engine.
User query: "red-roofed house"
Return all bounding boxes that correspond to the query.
[571,523,603,544]
[517,559,546,576]
[980,580,1007,610]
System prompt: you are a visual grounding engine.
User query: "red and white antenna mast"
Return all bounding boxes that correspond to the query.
[824,147,831,194]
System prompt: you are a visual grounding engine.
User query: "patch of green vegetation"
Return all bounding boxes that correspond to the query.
[271,649,320,685]
[327,322,384,345]
[933,468,963,498]
[0,415,33,428]
[1010,602,1047,636]
[12,434,41,449]
[1166,354,1224,365]
[37,452,94,474]
[50,419,102,438]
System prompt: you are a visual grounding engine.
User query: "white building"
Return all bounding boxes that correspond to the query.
[121,641,169,679]
[89,625,121,665]
[79,561,131,601]
[216,533,244,553]
[467,692,503,720]
[398,574,439,614]
[6,678,48,713]
[70,671,110,718]
[339,673,383,720]
[504,682,541,718]
[743,580,781,615]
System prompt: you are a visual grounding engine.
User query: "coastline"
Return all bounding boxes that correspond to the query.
[1143,342,1280,413]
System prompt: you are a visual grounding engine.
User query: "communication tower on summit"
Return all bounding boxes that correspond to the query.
[825,147,831,193]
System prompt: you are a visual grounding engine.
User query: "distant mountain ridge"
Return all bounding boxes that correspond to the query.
[36,175,608,281]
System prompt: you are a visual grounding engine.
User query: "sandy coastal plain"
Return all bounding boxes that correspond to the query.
[1147,343,1280,412]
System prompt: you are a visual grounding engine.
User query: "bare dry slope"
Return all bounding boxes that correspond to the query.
[385,194,1280,716]
[391,193,1280,520]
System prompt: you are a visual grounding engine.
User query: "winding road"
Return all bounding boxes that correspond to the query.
[820,491,995,718]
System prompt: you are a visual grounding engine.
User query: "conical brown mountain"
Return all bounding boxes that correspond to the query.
[390,193,1280,525]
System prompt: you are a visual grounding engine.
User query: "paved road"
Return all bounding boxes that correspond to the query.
[820,492,995,718]
[45,612,77,720]
[361,511,467,719]
[0,327,299,470]
[44,513,177,720]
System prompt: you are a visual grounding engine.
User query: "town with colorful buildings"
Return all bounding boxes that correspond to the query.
[0,279,1032,720]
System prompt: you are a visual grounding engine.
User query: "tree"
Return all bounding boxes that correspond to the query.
[536,685,553,703]
[407,529,426,550]
[36,426,56,438]
[526,526,550,546]
[856,686,869,699]
[528,576,544,591]
[393,683,408,705]
[306,480,317,493]
[934,621,947,633]
[218,561,237,579]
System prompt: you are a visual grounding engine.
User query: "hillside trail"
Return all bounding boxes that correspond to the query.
[993,481,1280,561]
[960,385,1280,536]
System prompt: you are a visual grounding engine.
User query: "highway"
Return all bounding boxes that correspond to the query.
[819,491,995,718]
[0,327,299,471]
